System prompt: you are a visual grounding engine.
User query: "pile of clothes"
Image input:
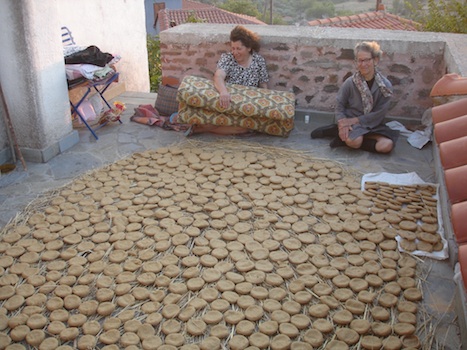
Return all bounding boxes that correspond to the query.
[64,45,120,87]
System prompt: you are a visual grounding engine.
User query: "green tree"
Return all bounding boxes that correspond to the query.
[271,14,287,24]
[220,0,262,18]
[197,0,220,4]
[306,2,335,19]
[147,35,161,92]
[422,0,467,33]
[393,0,419,17]
[335,9,355,16]
[186,11,207,23]
[407,0,467,33]
[294,0,316,14]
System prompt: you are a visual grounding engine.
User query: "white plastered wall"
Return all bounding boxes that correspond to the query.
[0,0,149,163]
[0,0,71,159]
[58,0,150,93]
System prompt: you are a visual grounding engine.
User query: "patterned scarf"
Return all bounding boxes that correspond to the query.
[353,70,393,114]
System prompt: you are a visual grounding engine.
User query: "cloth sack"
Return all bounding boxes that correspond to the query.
[155,84,179,116]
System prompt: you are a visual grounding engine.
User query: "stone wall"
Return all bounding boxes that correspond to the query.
[160,24,457,121]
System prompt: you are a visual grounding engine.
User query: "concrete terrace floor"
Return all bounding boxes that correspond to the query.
[0,91,462,349]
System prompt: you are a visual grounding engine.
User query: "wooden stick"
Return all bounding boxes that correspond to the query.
[0,80,27,171]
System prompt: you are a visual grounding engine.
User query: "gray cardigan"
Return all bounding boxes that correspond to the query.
[335,74,396,140]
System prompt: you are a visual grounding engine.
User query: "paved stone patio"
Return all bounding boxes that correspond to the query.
[0,92,462,349]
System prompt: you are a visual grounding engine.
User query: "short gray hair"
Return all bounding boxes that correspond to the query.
[354,41,382,59]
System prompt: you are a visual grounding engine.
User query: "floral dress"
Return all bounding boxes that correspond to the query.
[217,52,269,87]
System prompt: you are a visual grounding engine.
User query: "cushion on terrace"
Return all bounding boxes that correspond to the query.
[176,75,296,137]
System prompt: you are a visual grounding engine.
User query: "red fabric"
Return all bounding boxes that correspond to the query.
[130,104,189,132]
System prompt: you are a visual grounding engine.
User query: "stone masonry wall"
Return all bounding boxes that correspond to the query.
[160,24,452,121]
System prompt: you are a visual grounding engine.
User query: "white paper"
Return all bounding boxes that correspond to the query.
[407,129,432,149]
[386,119,432,150]
[386,120,413,138]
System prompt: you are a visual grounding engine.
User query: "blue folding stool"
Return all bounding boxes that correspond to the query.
[62,27,122,140]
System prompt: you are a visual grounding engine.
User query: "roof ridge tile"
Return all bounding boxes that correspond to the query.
[307,10,420,31]
[158,6,266,32]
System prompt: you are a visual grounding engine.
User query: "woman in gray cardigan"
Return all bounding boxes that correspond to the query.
[311,41,399,153]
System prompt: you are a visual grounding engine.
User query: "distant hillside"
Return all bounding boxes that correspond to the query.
[334,0,379,14]
[198,0,431,23]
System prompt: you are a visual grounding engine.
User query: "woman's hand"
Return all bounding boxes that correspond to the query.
[214,68,231,109]
[337,117,358,141]
[337,119,350,141]
[338,124,350,141]
[219,92,231,108]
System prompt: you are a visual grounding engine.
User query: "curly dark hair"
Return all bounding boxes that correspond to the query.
[230,25,261,52]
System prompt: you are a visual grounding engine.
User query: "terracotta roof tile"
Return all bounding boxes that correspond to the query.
[159,7,266,31]
[308,11,420,31]
[182,0,213,10]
